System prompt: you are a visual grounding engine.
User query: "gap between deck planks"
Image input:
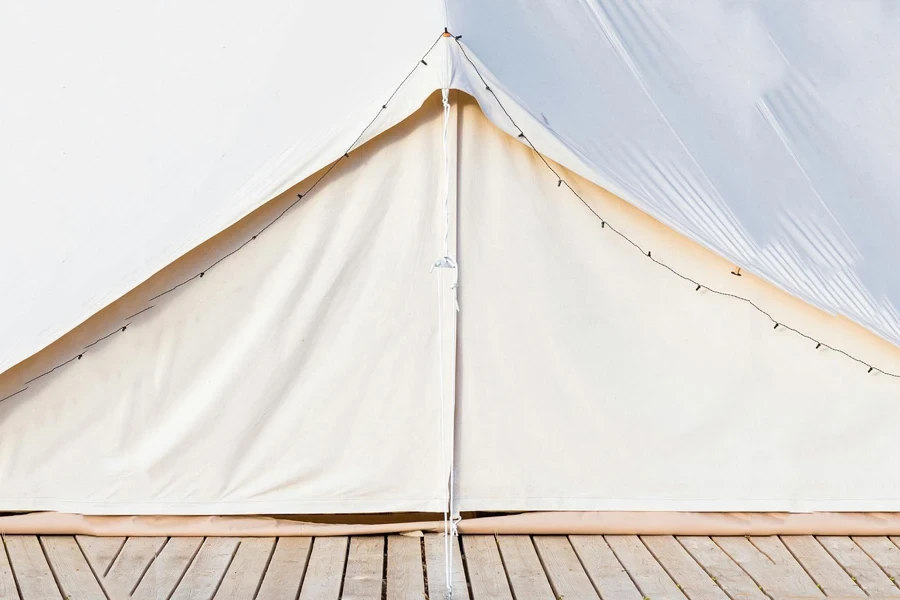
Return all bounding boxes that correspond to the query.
[2,534,900,599]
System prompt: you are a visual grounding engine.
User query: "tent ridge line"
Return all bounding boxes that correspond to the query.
[1,31,451,401]
[451,37,899,380]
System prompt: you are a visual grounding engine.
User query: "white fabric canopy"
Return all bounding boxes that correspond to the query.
[0,1,448,373]
[448,0,900,349]
[3,0,900,375]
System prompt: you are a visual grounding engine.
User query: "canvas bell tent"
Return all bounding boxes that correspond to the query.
[2,0,900,533]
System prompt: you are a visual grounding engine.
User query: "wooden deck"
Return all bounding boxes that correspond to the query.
[3,534,900,599]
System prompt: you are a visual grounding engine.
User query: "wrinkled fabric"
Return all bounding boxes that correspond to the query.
[2,95,899,514]
[449,0,900,348]
[5,511,900,536]
[0,97,455,514]
[453,96,900,513]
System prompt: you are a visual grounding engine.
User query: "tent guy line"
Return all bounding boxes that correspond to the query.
[0,30,897,406]
[451,37,900,380]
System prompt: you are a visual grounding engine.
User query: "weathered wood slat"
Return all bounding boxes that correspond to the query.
[818,536,900,598]
[255,537,313,600]
[852,537,900,586]
[424,534,468,600]
[297,537,347,600]
[4,536,61,600]
[606,535,687,600]
[462,536,513,600]
[105,536,167,597]
[76,536,125,577]
[677,536,767,600]
[386,535,424,600]
[0,537,20,600]
[41,536,106,600]
[713,536,823,599]
[533,536,598,600]
[14,533,900,600]
[570,535,643,600]
[781,535,864,597]
[641,535,728,600]
[496,536,554,600]
[169,537,239,600]
[212,538,276,600]
[132,537,204,600]
[342,536,384,600]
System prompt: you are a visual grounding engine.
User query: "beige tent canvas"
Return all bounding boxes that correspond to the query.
[2,92,899,521]
[3,1,900,534]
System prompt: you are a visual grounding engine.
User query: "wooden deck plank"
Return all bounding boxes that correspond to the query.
[818,536,900,598]
[461,536,513,600]
[495,536,554,600]
[169,537,239,600]
[255,537,313,600]
[132,537,204,600]
[41,536,106,600]
[76,536,125,577]
[852,537,900,585]
[781,536,864,597]
[212,537,275,600]
[424,534,469,600]
[533,536,598,600]
[4,536,61,600]
[606,535,688,600]
[713,536,823,599]
[386,535,425,600]
[570,535,643,600]
[752,536,828,598]
[342,536,384,600]
[677,536,768,600]
[297,537,347,600]
[105,536,168,597]
[15,533,900,600]
[641,535,728,600]
[0,537,20,600]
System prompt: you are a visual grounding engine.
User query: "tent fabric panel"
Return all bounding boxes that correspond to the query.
[0,97,453,515]
[2,90,900,516]
[452,95,900,512]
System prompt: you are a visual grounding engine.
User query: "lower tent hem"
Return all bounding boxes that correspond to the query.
[4,510,900,536]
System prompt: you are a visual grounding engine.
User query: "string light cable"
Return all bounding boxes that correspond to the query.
[3,29,898,405]
[0,32,447,403]
[451,36,899,380]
